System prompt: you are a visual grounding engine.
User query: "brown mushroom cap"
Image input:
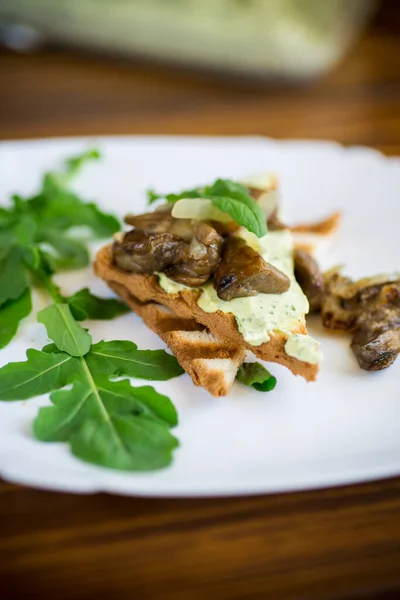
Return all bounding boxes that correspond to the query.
[213,236,290,301]
[351,325,400,371]
[124,207,195,242]
[321,272,400,371]
[113,230,183,274]
[114,210,223,287]
[165,222,222,287]
[294,248,325,312]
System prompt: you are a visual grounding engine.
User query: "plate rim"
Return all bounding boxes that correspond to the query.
[0,134,399,497]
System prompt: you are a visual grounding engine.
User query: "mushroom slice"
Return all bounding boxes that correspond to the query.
[326,272,400,303]
[320,270,400,371]
[293,248,325,312]
[114,219,223,287]
[124,207,173,232]
[351,326,400,371]
[165,222,223,287]
[124,208,195,242]
[113,230,182,274]
[214,237,290,301]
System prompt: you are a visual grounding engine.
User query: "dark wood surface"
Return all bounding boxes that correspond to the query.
[1,1,400,598]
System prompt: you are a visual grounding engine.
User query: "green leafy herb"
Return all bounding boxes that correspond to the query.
[38,230,89,270]
[0,150,183,473]
[147,187,202,205]
[67,288,130,321]
[68,412,177,471]
[65,148,101,178]
[38,148,100,196]
[0,333,182,470]
[0,207,14,228]
[205,179,267,238]
[0,149,121,348]
[37,195,119,237]
[34,378,177,441]
[0,247,29,307]
[236,362,277,392]
[165,189,204,203]
[147,189,162,205]
[37,303,92,357]
[149,178,267,237]
[0,290,32,350]
[86,340,184,380]
[0,349,80,401]
[14,214,38,246]
[94,380,178,427]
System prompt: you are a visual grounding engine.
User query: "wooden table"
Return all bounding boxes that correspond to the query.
[1,1,400,598]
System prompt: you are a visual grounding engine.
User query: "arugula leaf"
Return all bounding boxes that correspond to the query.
[33,381,94,441]
[166,189,203,203]
[39,230,89,270]
[70,413,178,471]
[0,215,36,263]
[86,340,184,380]
[19,149,118,241]
[67,288,130,321]
[65,148,100,178]
[37,193,120,237]
[41,149,100,193]
[0,336,181,471]
[31,356,179,471]
[35,379,177,441]
[14,214,37,246]
[11,194,27,214]
[0,342,179,471]
[19,246,41,270]
[0,207,14,228]
[38,303,92,357]
[236,362,277,392]
[147,188,202,205]
[0,348,80,401]
[0,229,16,260]
[147,189,162,205]
[0,290,32,350]
[0,150,182,472]
[0,247,28,307]
[95,379,178,426]
[0,148,119,325]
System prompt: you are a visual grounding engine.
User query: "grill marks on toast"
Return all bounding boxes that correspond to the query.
[107,281,245,396]
[95,245,319,389]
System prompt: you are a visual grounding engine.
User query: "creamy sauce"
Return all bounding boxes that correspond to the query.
[157,274,191,295]
[157,229,321,364]
[285,334,322,365]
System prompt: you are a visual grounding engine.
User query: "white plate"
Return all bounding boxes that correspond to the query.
[0,136,399,497]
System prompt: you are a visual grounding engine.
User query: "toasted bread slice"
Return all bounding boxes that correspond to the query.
[94,246,319,386]
[105,279,245,396]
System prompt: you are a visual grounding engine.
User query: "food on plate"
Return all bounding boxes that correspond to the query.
[293,248,325,312]
[213,236,291,300]
[95,176,327,396]
[114,208,223,286]
[321,271,400,371]
[1,150,397,477]
[96,170,399,392]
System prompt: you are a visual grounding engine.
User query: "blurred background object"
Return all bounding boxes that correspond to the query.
[0,0,378,79]
[0,0,398,150]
